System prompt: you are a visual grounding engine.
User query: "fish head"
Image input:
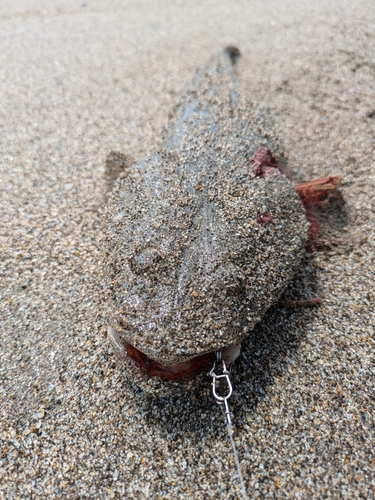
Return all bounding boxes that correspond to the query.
[103,150,307,391]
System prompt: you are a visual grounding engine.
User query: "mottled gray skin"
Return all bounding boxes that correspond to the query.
[103,49,308,393]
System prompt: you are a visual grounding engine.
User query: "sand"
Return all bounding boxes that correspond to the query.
[1,1,374,498]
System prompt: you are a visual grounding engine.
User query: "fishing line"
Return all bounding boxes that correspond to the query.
[210,351,248,500]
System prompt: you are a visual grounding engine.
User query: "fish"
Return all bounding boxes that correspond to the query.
[102,47,339,395]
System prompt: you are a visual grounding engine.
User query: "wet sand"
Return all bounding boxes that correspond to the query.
[1,1,374,498]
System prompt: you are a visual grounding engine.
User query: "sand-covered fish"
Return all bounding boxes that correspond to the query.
[102,47,339,395]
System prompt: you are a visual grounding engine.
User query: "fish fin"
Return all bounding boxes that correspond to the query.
[296,176,341,209]
[104,151,135,195]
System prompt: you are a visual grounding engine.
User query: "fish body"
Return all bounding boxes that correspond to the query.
[102,48,308,394]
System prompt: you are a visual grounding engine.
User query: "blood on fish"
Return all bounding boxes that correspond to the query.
[257,211,273,226]
[305,210,322,250]
[126,343,215,380]
[251,147,283,178]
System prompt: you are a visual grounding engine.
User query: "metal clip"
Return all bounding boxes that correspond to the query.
[210,351,233,428]
[209,351,248,499]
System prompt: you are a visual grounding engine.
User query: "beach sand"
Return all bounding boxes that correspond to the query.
[1,1,374,498]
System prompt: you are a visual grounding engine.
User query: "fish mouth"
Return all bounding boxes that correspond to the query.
[108,326,240,380]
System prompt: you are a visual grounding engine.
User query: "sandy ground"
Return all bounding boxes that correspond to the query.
[1,1,374,498]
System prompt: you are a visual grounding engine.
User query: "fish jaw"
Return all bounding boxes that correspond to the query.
[108,326,241,381]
